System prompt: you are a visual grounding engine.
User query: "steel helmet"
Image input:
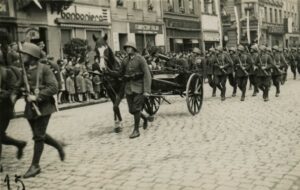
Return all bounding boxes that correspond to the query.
[259,45,266,51]
[251,44,259,52]
[237,45,245,52]
[229,47,236,52]
[209,47,215,53]
[272,45,279,51]
[291,47,297,52]
[216,46,223,52]
[123,42,137,52]
[19,42,41,59]
[192,47,201,54]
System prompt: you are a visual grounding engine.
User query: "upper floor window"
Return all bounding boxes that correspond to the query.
[167,0,174,12]
[279,10,282,23]
[264,7,267,22]
[178,0,185,13]
[189,0,194,14]
[275,9,277,23]
[116,0,124,7]
[147,0,154,11]
[269,8,272,23]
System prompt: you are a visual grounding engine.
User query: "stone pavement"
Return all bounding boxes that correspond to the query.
[1,75,300,190]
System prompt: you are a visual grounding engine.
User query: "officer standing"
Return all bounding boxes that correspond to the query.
[0,33,27,173]
[271,46,287,97]
[121,42,152,139]
[249,45,260,96]
[206,48,217,97]
[19,42,65,178]
[255,45,272,102]
[214,46,232,101]
[235,45,252,101]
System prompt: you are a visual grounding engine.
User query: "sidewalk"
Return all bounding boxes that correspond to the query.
[13,98,109,119]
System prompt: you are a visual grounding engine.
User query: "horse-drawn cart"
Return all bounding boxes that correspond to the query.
[144,69,204,116]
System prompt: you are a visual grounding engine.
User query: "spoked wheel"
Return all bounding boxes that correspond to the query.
[186,73,203,115]
[144,96,161,116]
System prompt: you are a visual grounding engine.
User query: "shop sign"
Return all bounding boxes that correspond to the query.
[130,23,162,34]
[268,26,284,34]
[61,5,110,23]
[26,28,40,40]
[0,0,9,16]
[203,32,220,41]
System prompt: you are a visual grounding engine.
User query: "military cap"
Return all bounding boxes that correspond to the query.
[259,45,266,51]
[272,45,279,51]
[251,44,259,52]
[228,47,236,52]
[237,45,245,52]
[209,47,215,52]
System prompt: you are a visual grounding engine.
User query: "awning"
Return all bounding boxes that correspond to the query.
[175,39,183,44]
[191,39,199,44]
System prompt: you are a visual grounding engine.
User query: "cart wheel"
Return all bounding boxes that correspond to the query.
[144,96,161,116]
[186,73,203,115]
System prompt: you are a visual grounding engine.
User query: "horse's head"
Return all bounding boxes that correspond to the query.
[93,33,114,71]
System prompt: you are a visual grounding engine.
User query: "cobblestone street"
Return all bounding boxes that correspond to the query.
[1,76,300,190]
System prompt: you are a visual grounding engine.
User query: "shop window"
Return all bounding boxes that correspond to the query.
[119,33,127,51]
[116,0,124,7]
[189,0,194,14]
[135,34,155,53]
[61,29,72,47]
[167,0,174,12]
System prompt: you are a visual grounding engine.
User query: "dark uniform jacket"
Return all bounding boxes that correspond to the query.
[226,53,236,74]
[121,54,151,95]
[214,53,232,76]
[249,52,259,74]
[255,53,273,76]
[190,55,205,75]
[235,53,252,77]
[206,55,215,75]
[23,63,58,119]
[272,53,287,76]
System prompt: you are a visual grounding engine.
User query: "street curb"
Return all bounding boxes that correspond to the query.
[13,99,110,119]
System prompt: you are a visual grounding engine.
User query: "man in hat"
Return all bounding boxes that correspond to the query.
[206,48,217,97]
[121,42,151,139]
[0,33,27,173]
[226,47,238,97]
[19,42,65,178]
[255,45,272,101]
[271,45,287,97]
[214,46,232,101]
[249,45,260,96]
[235,45,252,101]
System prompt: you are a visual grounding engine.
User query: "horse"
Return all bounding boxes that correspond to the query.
[92,34,125,133]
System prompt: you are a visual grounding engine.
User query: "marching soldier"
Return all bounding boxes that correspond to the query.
[19,42,65,178]
[190,47,205,76]
[226,47,238,97]
[214,46,232,101]
[206,48,217,97]
[235,45,252,101]
[255,45,273,102]
[271,46,287,97]
[249,45,260,96]
[282,48,290,83]
[0,33,27,172]
[121,42,152,139]
[290,47,298,80]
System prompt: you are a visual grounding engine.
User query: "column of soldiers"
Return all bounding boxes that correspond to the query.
[187,44,295,102]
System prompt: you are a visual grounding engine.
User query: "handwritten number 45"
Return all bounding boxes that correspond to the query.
[4,175,25,190]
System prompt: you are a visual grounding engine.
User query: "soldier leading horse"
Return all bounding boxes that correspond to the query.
[93,34,125,132]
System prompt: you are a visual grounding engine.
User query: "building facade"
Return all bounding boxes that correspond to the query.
[201,0,222,50]
[162,0,202,52]
[283,0,299,47]
[110,0,165,53]
[221,0,288,47]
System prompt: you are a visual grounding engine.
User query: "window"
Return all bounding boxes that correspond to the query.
[133,0,137,9]
[167,0,174,11]
[61,29,72,47]
[264,7,267,21]
[189,0,194,14]
[279,10,282,24]
[147,0,154,11]
[275,9,277,23]
[116,0,124,7]
[269,8,272,23]
[179,0,185,13]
